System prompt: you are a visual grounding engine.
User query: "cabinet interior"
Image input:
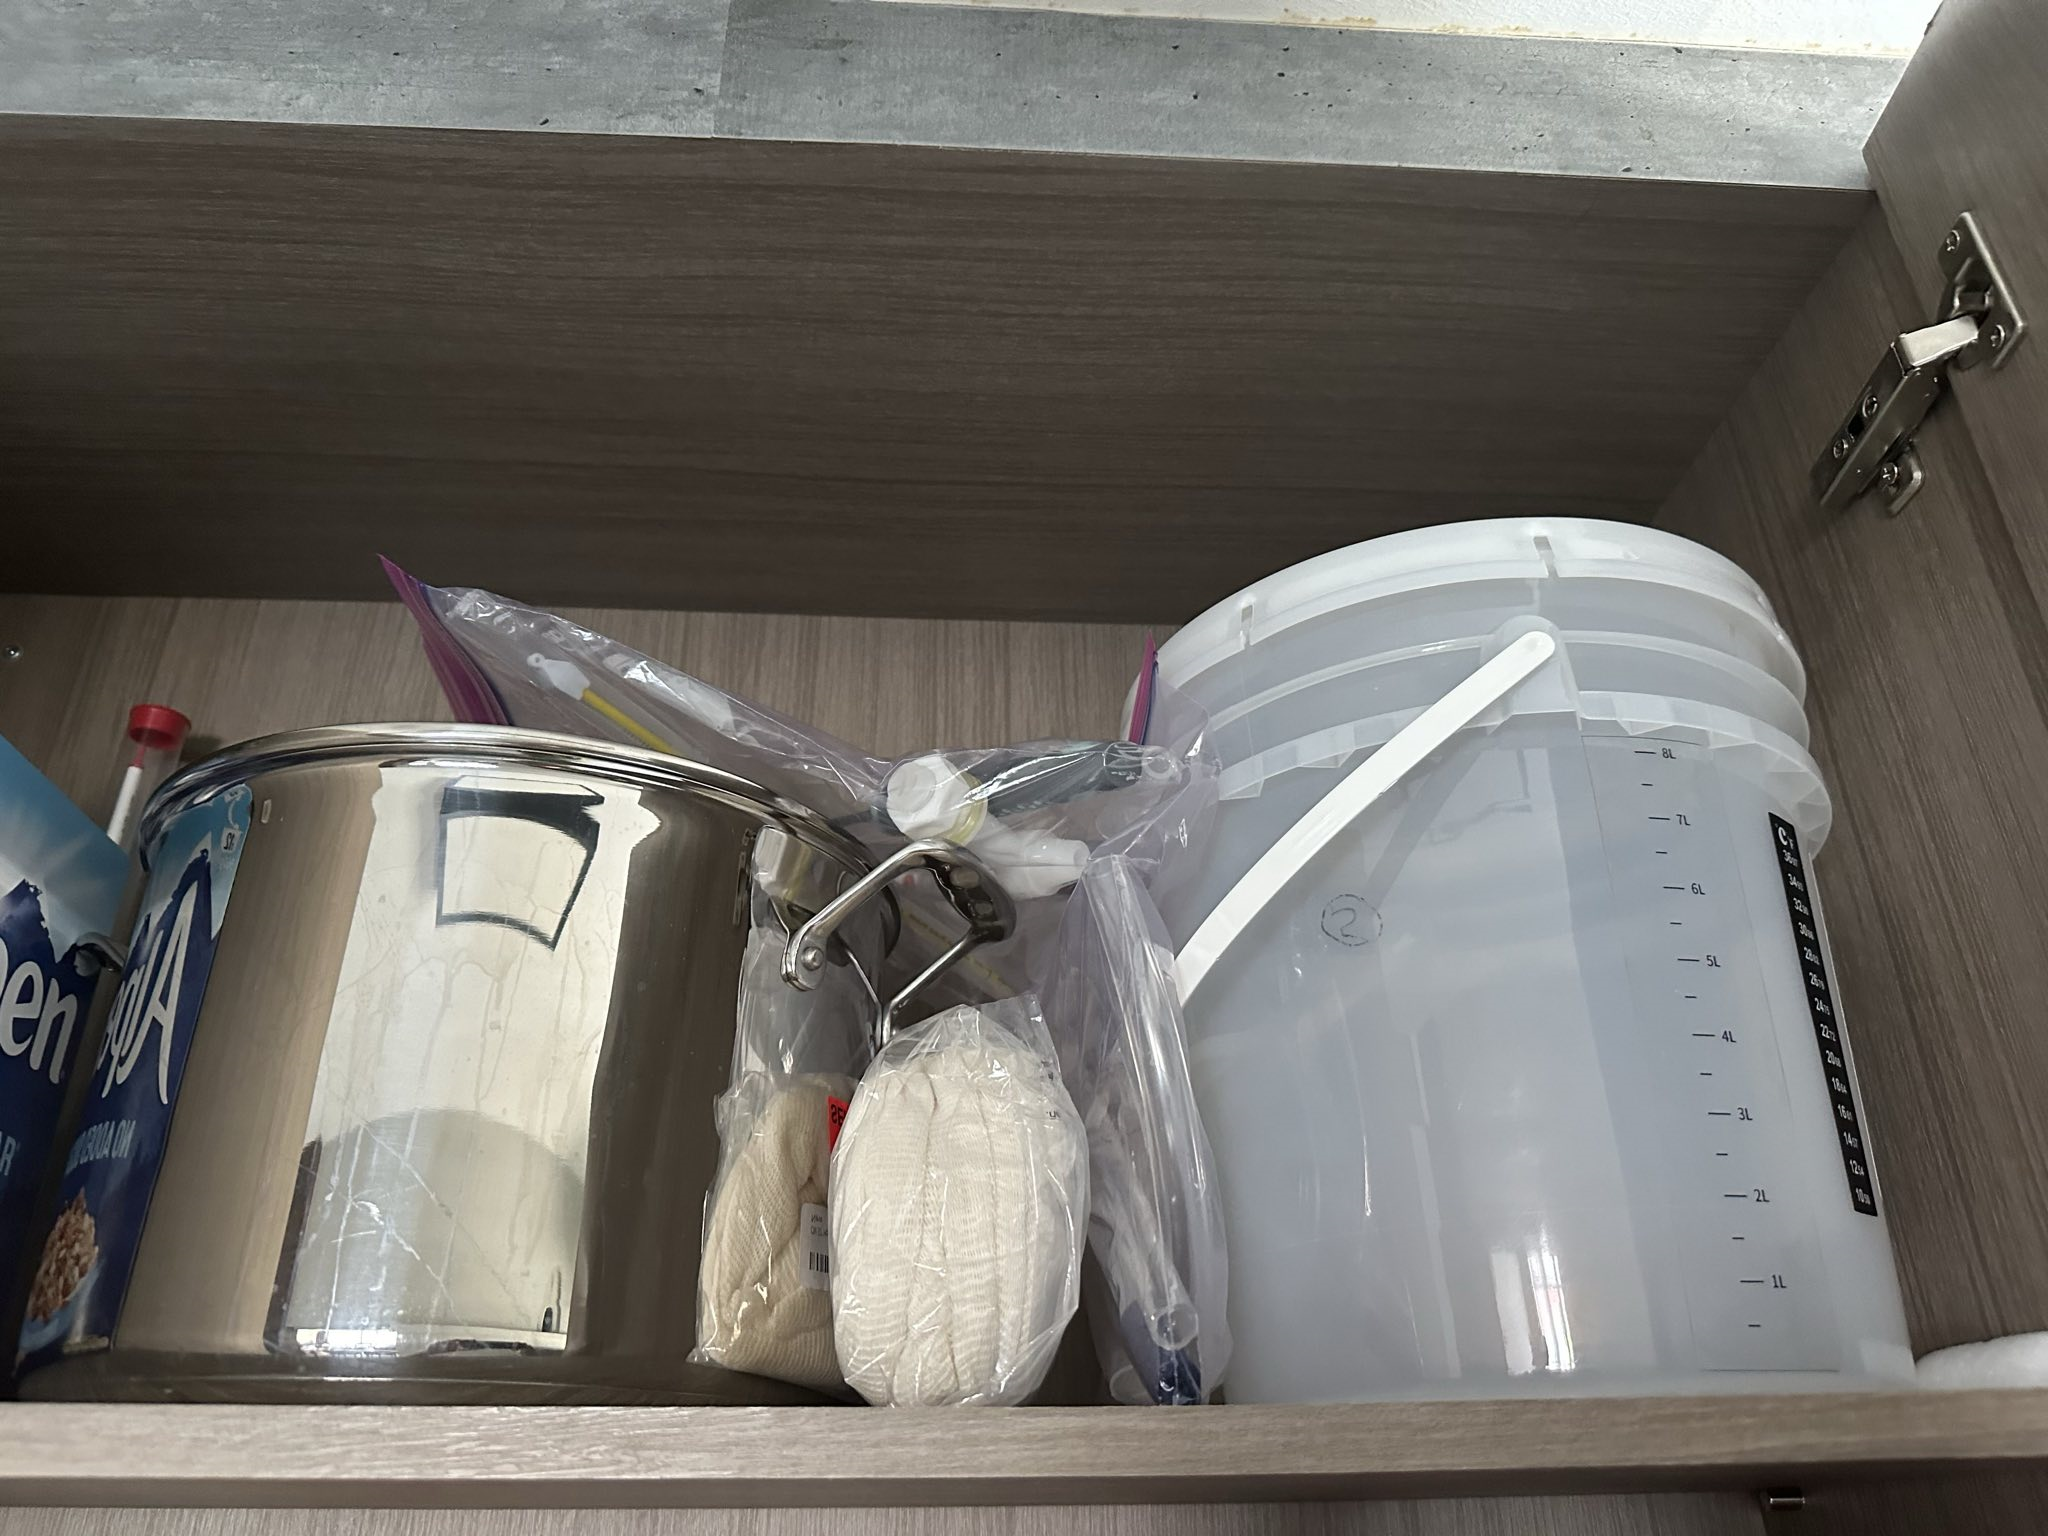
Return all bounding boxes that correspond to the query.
[1,113,2045,1516]
[3,115,1865,621]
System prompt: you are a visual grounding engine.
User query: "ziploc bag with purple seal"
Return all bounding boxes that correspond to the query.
[387,562,1231,1402]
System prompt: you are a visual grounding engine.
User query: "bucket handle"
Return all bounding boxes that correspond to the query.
[1174,629,1558,1007]
[783,840,1017,1050]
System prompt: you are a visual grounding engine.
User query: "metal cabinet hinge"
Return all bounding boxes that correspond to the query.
[1812,211,2028,516]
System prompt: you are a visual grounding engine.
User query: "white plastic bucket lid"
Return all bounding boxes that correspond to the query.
[1156,519,1803,701]
[1217,690,1831,842]
[1207,627,1810,752]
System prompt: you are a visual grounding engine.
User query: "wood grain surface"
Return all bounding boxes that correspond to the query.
[0,1499,1763,1536]
[0,115,1867,622]
[0,1389,2035,1506]
[1764,1468,2048,1536]
[0,592,1788,1536]
[0,594,1149,823]
[1864,0,2048,630]
[1659,208,2048,1353]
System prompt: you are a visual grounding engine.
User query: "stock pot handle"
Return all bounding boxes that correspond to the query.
[781,840,1016,1050]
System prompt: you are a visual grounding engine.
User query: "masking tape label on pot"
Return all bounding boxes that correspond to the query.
[18,787,252,1369]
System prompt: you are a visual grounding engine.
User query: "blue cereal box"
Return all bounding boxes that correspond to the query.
[0,738,127,1300]
[17,772,248,1366]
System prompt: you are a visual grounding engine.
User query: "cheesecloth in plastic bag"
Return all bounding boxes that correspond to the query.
[829,999,1086,1406]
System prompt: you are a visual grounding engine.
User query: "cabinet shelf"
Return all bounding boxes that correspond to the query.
[0,1390,2038,1507]
[6,0,2048,1512]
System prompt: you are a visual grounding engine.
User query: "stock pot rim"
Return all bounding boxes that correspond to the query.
[139,721,873,874]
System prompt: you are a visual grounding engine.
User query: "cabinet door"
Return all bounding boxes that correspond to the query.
[1660,2,2048,1531]
[1864,0,2048,614]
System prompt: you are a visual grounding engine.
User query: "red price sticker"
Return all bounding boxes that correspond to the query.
[826,1095,850,1150]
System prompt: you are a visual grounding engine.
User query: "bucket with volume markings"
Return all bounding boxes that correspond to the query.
[1146,520,1913,1403]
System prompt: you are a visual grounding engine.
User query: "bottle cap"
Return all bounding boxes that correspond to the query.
[885,754,985,843]
[127,704,191,751]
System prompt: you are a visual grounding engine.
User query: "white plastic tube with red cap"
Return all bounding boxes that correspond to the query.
[106,704,191,856]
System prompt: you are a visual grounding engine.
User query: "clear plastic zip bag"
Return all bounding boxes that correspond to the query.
[829,999,1086,1406]
[691,870,870,1394]
[1042,855,1230,1403]
[694,1070,854,1393]
[389,564,1231,1404]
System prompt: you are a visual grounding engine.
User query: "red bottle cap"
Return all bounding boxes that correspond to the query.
[127,704,192,751]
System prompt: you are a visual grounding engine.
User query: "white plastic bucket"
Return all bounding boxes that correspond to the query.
[1208,630,1811,770]
[1152,521,1912,1403]
[1162,519,1806,709]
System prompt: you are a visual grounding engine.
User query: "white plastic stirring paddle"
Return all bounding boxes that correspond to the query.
[1174,629,1558,1006]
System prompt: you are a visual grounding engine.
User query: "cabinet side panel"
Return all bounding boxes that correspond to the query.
[1659,207,2048,1353]
[1865,0,2048,638]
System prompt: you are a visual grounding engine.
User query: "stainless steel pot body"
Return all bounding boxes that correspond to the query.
[22,725,884,1404]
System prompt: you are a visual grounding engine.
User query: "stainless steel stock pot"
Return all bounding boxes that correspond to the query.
[21,724,1009,1404]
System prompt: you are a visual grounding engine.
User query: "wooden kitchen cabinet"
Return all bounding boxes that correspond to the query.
[3,0,2047,1530]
